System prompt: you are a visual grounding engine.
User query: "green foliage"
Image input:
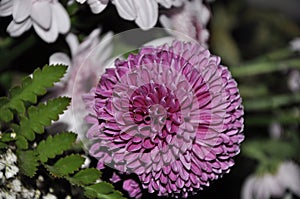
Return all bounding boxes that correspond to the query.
[17,150,39,177]
[37,132,77,163]
[46,154,85,177]
[84,182,125,199]
[0,64,67,122]
[0,65,125,199]
[14,97,70,149]
[68,168,101,186]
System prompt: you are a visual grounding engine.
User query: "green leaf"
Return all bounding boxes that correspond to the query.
[84,182,125,199]
[45,154,84,177]
[17,150,38,177]
[16,135,28,150]
[0,142,7,149]
[37,132,77,163]
[68,168,101,186]
[0,97,13,122]
[0,64,67,122]
[16,97,70,142]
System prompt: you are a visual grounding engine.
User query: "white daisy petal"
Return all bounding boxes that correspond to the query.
[159,15,172,29]
[156,0,172,8]
[0,0,13,16]
[7,19,32,37]
[87,0,107,14]
[12,0,31,22]
[33,20,58,43]
[76,0,86,4]
[66,33,80,56]
[114,0,136,20]
[31,1,51,30]
[49,52,71,66]
[241,175,255,199]
[52,2,70,34]
[278,162,300,197]
[134,0,158,30]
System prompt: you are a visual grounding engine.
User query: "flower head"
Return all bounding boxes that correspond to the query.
[241,161,300,199]
[84,40,244,197]
[4,0,70,43]
[75,0,184,30]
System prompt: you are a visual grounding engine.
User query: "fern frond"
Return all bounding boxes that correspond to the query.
[14,97,70,147]
[0,64,67,122]
[67,168,101,186]
[45,154,85,178]
[17,150,38,177]
[37,132,77,163]
[84,182,125,199]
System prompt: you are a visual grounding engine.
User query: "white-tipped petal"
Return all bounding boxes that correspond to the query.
[0,0,13,16]
[134,0,158,30]
[12,0,31,22]
[52,2,70,34]
[31,1,52,30]
[7,18,32,37]
[114,0,136,20]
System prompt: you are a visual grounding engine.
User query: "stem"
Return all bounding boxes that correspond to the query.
[243,93,300,111]
[231,58,300,77]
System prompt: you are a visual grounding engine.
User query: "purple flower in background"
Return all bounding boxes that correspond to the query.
[241,161,300,199]
[1,0,70,43]
[160,0,211,47]
[84,40,244,197]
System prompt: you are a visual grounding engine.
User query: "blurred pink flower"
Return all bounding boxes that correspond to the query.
[84,40,244,197]
[160,0,211,47]
[3,0,70,43]
[76,0,184,30]
[49,29,113,133]
[241,161,300,199]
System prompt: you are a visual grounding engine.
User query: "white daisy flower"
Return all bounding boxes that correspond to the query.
[2,0,70,43]
[241,161,300,199]
[75,0,184,30]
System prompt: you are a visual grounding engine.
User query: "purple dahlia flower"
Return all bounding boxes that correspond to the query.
[84,40,244,198]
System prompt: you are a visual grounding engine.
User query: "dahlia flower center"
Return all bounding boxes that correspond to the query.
[129,83,181,139]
